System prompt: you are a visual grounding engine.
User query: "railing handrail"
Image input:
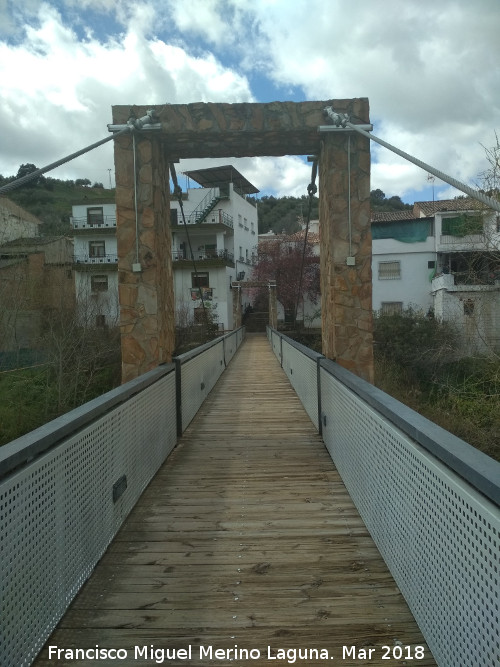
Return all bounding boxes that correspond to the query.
[174,327,244,366]
[267,326,500,507]
[73,253,118,262]
[0,364,175,480]
[71,215,117,227]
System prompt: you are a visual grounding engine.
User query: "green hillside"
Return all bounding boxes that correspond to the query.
[0,171,115,236]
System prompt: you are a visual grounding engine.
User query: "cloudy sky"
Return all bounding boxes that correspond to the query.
[1,0,499,203]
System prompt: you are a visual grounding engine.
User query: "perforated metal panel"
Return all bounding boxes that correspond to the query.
[223,329,239,365]
[269,328,281,361]
[320,369,500,667]
[180,341,225,432]
[0,371,177,667]
[281,339,319,428]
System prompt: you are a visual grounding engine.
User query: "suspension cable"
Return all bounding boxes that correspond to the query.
[323,107,500,214]
[0,110,161,195]
[295,158,318,324]
[169,163,210,329]
[0,128,130,195]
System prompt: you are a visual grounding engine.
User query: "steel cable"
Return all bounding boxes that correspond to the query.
[324,107,500,214]
[169,163,210,329]
[0,127,131,195]
[295,159,318,324]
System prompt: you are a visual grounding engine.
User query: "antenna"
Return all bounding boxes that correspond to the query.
[427,173,435,210]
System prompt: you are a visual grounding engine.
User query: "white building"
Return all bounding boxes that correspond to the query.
[71,202,119,328]
[71,165,259,331]
[170,166,258,330]
[372,198,500,353]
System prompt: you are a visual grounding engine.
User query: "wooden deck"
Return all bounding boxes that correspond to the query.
[35,334,435,666]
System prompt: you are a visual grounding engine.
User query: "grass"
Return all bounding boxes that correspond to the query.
[0,362,120,446]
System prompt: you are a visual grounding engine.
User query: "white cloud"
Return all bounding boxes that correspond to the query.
[1,0,499,201]
[0,2,253,183]
[175,0,500,200]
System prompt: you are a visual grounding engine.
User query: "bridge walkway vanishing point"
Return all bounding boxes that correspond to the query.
[34,334,435,666]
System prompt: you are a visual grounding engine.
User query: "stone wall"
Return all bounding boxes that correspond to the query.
[112,99,373,382]
[319,118,374,383]
[114,132,175,383]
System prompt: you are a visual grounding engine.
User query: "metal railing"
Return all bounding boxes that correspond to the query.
[267,326,500,667]
[0,328,245,667]
[73,253,118,264]
[71,216,116,229]
[172,249,234,263]
[174,327,245,435]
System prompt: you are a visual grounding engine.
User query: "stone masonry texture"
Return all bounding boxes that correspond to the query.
[112,99,373,382]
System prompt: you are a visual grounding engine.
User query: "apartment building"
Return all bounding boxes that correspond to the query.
[170,165,258,330]
[372,198,500,353]
[71,202,119,328]
[71,165,259,331]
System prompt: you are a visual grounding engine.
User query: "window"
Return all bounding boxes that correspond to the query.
[381,302,403,315]
[428,260,436,269]
[87,207,104,225]
[463,299,475,317]
[91,275,108,292]
[192,272,209,288]
[89,241,105,257]
[378,261,401,280]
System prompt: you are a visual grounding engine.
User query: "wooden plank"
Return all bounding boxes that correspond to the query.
[33,334,436,666]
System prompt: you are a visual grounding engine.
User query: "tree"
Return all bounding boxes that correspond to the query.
[75,178,91,187]
[252,235,320,326]
[16,163,45,187]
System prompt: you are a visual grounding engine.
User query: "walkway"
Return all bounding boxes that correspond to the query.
[34,334,434,666]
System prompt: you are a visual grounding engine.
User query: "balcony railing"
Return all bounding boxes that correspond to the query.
[73,254,118,264]
[71,216,117,229]
[181,208,233,229]
[439,233,485,245]
[172,249,234,263]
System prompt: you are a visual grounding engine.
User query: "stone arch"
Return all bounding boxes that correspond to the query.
[112,99,373,383]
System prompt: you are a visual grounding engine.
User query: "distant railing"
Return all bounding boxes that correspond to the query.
[267,326,500,667]
[0,328,245,667]
[73,253,118,264]
[439,233,485,245]
[172,249,234,263]
[71,216,116,229]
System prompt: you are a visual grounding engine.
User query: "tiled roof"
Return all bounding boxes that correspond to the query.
[371,210,415,222]
[371,197,483,222]
[414,198,477,216]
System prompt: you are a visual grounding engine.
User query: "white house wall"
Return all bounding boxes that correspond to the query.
[433,286,500,355]
[174,265,233,330]
[74,270,119,327]
[372,239,435,312]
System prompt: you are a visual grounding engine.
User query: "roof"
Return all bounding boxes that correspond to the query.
[183,165,259,195]
[0,196,42,225]
[414,198,478,216]
[371,197,483,223]
[371,210,416,222]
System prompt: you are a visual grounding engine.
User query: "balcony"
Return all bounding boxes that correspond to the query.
[172,248,235,268]
[73,254,118,269]
[172,208,234,231]
[432,270,500,291]
[71,216,117,230]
